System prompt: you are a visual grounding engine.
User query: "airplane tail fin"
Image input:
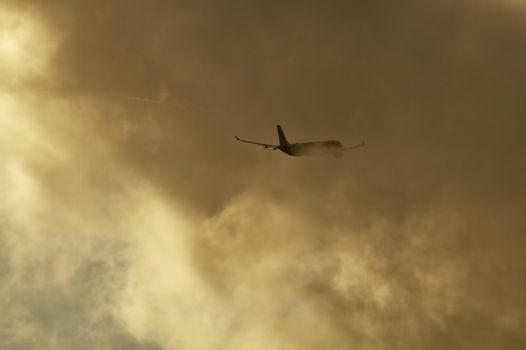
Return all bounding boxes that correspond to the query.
[277,125,289,146]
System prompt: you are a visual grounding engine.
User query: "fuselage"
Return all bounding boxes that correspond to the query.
[279,140,343,157]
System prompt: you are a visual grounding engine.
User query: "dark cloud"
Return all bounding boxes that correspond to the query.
[1,0,525,349]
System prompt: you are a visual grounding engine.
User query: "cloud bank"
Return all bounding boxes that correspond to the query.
[1,1,525,349]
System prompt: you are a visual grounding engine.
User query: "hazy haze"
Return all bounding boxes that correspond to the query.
[1,1,525,349]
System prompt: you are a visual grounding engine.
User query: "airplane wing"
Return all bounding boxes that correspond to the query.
[235,136,278,149]
[343,140,365,150]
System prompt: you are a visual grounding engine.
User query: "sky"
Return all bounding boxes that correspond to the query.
[1,1,525,349]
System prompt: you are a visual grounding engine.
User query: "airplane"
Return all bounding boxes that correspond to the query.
[235,125,364,158]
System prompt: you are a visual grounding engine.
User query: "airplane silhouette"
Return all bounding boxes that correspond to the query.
[235,125,364,158]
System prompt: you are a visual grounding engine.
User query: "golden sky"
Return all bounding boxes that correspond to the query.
[1,1,525,349]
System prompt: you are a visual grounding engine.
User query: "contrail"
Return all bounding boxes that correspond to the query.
[122,95,237,116]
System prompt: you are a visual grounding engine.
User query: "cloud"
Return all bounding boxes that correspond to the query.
[0,93,164,349]
[1,0,525,349]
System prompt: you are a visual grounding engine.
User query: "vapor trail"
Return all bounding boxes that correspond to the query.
[122,95,242,117]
